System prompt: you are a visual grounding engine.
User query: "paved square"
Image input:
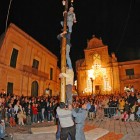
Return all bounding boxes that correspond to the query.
[85,128,109,140]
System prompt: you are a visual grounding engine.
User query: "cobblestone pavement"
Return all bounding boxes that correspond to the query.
[4,110,140,140]
[85,109,140,140]
[4,119,140,140]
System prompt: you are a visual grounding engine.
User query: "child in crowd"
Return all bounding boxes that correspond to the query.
[113,109,121,120]
[17,110,26,126]
[121,111,129,122]
[9,116,16,127]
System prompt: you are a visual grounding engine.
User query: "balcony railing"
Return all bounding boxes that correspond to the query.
[120,74,140,81]
[23,65,49,79]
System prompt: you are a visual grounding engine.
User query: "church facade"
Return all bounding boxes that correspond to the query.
[76,36,140,95]
[0,23,60,96]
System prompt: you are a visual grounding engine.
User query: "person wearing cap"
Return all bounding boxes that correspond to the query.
[56,102,75,140]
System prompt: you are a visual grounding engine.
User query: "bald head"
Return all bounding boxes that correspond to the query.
[69,7,74,11]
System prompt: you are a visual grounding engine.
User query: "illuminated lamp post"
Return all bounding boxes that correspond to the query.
[105,77,108,94]
[90,75,95,95]
[103,75,108,94]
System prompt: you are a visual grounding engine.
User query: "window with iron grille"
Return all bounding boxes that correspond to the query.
[32,59,39,69]
[10,48,18,68]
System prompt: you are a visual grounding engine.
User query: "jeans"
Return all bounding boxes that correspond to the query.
[76,124,86,140]
[66,84,73,105]
[0,125,5,138]
[104,108,108,117]
[26,115,32,125]
[61,21,73,33]
[67,21,73,33]
[66,44,72,69]
[32,114,37,123]
[47,112,53,121]
[89,112,95,120]
[37,112,42,122]
[56,121,61,140]
[41,108,45,120]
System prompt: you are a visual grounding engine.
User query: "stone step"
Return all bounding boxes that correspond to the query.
[31,125,57,134]
[12,133,56,140]
[13,126,109,140]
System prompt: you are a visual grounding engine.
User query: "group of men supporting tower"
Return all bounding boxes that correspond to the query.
[56,1,87,140]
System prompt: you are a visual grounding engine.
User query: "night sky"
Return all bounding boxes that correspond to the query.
[1,0,140,71]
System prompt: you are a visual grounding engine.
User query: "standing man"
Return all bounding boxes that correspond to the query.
[59,67,74,105]
[72,104,87,140]
[61,6,77,33]
[56,102,75,140]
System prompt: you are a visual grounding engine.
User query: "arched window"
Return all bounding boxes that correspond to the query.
[31,81,38,97]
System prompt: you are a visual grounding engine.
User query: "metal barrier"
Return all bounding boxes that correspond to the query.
[104,107,118,118]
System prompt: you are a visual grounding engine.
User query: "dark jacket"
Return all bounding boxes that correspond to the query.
[57,32,71,47]
[89,105,95,112]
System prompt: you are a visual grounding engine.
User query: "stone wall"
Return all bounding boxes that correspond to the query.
[0,23,60,96]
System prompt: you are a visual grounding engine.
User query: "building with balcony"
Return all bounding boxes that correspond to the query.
[76,36,140,95]
[0,23,60,96]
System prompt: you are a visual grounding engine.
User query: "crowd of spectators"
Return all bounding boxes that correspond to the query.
[0,91,139,124]
[0,90,140,139]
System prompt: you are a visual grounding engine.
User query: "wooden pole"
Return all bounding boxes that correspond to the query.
[60,0,69,103]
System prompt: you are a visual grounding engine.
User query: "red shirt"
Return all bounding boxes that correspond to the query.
[32,106,38,115]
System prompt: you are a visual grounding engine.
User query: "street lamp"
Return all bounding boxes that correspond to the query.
[88,69,95,95]
[104,76,108,94]
[90,78,93,95]
[90,75,95,95]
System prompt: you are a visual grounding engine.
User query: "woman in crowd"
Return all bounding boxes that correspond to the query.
[113,109,121,120]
